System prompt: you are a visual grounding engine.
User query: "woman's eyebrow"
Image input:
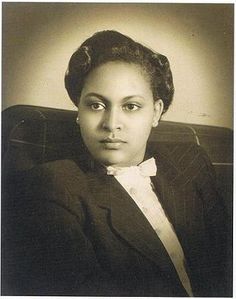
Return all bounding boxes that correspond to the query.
[83,92,107,101]
[122,95,145,101]
[83,93,145,102]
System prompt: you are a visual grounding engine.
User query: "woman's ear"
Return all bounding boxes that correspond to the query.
[152,99,164,127]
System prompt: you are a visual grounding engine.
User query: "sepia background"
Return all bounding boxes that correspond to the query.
[2,3,234,128]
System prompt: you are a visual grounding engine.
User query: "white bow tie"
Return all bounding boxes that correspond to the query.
[106,157,157,177]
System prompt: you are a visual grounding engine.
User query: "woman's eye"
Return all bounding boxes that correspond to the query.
[90,103,105,111]
[123,104,140,111]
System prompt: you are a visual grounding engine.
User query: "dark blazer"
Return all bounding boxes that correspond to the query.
[2,143,228,296]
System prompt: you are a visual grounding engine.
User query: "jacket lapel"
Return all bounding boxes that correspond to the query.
[86,170,186,292]
[151,145,185,231]
[151,152,195,287]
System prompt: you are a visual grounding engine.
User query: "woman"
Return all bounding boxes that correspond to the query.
[3,30,227,296]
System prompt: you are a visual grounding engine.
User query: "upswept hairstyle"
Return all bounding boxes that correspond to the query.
[65,30,174,114]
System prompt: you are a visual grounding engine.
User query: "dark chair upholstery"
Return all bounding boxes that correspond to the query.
[2,105,233,294]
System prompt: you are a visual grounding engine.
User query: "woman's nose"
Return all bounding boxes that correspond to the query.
[102,108,122,132]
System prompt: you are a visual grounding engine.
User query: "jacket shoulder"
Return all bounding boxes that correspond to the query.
[29,159,86,186]
[23,159,89,215]
[31,159,82,176]
[155,143,215,185]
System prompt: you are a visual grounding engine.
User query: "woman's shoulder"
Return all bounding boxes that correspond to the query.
[157,142,211,167]
[154,142,215,184]
[25,159,89,198]
[28,158,87,183]
[32,158,81,173]
[20,159,90,219]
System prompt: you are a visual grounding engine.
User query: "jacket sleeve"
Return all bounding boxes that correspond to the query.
[193,146,231,296]
[2,160,113,296]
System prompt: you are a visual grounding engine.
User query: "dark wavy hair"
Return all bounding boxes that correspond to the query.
[65,30,174,114]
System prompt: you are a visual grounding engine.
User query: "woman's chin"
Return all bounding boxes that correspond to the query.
[94,151,129,167]
[93,151,143,167]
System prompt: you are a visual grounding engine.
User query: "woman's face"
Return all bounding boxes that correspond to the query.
[78,61,163,167]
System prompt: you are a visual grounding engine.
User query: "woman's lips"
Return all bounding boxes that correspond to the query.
[100,137,126,149]
[101,137,126,143]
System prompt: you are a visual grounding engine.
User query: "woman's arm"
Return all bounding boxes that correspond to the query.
[2,160,112,295]
[193,146,231,296]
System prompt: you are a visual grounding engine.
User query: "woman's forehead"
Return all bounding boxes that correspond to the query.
[81,61,152,98]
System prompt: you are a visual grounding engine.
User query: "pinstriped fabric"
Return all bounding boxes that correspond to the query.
[150,142,228,296]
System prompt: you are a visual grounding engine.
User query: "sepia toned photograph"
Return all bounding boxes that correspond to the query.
[1,2,233,297]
